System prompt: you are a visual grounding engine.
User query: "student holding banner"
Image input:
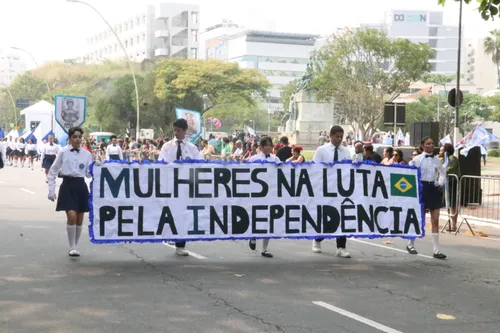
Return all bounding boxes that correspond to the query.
[47,127,93,257]
[408,137,447,259]
[158,118,203,256]
[105,135,123,161]
[311,125,352,259]
[248,136,281,258]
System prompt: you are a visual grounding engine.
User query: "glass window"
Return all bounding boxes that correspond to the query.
[192,12,198,23]
[191,30,198,42]
[143,33,146,41]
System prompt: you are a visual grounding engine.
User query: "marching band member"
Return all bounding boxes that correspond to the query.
[312,125,351,258]
[105,135,123,161]
[0,138,5,169]
[16,138,26,168]
[158,118,203,256]
[408,136,447,259]
[248,136,281,258]
[47,127,93,257]
[25,138,38,170]
[41,136,60,182]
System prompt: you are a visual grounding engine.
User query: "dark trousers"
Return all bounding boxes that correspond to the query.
[316,237,347,249]
[176,242,186,248]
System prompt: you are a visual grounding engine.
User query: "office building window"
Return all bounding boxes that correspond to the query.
[125,23,128,30]
[192,12,198,23]
[190,48,198,59]
[191,30,198,42]
[131,20,134,29]
[137,18,140,25]
[143,15,146,23]
[125,40,128,48]
[137,36,140,43]
[142,33,146,41]
[130,38,134,46]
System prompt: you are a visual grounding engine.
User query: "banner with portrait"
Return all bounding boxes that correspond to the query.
[175,108,202,144]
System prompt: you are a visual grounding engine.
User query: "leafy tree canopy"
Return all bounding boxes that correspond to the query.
[438,0,500,21]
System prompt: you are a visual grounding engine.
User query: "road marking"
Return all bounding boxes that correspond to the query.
[20,188,35,194]
[313,301,404,333]
[162,242,207,260]
[351,239,434,259]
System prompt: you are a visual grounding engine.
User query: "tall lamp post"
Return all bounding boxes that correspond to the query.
[11,46,54,131]
[66,0,141,139]
[453,0,463,144]
[0,84,19,126]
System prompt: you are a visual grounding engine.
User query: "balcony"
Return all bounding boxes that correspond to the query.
[172,38,188,47]
[154,48,169,57]
[155,30,169,39]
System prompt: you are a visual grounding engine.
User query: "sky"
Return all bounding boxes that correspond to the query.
[0,0,499,68]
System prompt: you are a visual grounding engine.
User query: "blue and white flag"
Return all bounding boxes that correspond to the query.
[440,135,452,146]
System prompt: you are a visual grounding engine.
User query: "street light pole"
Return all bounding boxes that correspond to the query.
[66,0,141,139]
[453,0,463,144]
[11,46,53,131]
[0,84,19,125]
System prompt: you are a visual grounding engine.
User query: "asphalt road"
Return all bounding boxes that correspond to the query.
[1,162,500,333]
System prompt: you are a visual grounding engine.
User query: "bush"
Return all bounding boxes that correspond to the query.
[488,149,500,157]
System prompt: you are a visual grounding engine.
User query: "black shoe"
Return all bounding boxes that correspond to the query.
[406,246,418,255]
[249,239,256,251]
[261,251,273,258]
[433,252,447,260]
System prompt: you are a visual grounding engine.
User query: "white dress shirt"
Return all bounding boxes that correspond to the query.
[16,142,26,151]
[158,138,203,162]
[249,152,281,163]
[106,144,123,160]
[313,143,352,163]
[25,143,37,152]
[47,146,93,196]
[7,140,15,150]
[42,143,60,160]
[410,153,446,186]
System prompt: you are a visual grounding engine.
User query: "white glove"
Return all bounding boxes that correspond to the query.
[48,193,57,202]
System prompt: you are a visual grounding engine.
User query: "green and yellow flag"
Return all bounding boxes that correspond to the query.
[390,174,418,198]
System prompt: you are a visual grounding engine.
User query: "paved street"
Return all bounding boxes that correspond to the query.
[1,163,500,333]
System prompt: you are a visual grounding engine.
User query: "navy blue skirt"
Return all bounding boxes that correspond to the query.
[0,154,3,169]
[422,181,444,210]
[56,177,89,213]
[6,147,12,156]
[42,155,56,169]
[28,150,37,158]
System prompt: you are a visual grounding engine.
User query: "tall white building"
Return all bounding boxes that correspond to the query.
[465,38,499,94]
[84,2,199,63]
[0,48,27,85]
[365,10,463,75]
[205,30,319,113]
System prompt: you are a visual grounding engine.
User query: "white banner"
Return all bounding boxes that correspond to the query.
[89,161,425,244]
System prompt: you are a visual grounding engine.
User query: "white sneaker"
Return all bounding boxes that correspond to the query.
[69,249,80,257]
[336,248,351,258]
[312,241,322,253]
[167,241,175,245]
[175,248,189,256]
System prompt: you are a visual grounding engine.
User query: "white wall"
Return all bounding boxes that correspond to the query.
[246,42,313,58]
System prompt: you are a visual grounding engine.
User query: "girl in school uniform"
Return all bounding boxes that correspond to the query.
[16,138,27,168]
[42,136,60,181]
[0,138,6,169]
[408,137,447,260]
[248,136,281,258]
[105,135,123,161]
[25,138,38,170]
[47,126,93,257]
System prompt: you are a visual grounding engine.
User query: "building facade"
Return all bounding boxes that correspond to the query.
[205,30,319,113]
[365,10,463,75]
[464,38,499,94]
[0,48,27,85]
[84,2,199,63]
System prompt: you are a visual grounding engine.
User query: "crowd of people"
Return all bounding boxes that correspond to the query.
[0,120,453,262]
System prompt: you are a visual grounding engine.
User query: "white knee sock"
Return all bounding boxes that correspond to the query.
[262,239,269,252]
[432,233,440,254]
[67,225,76,249]
[75,225,82,247]
[408,239,415,247]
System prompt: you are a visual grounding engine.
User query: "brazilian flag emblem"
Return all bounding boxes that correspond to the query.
[390,174,417,198]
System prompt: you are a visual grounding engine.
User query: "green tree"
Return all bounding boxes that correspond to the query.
[313,28,435,139]
[154,58,270,115]
[438,0,500,20]
[483,29,500,89]
[487,94,500,121]
[280,79,298,113]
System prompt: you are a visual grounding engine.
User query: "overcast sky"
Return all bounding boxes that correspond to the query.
[0,0,499,68]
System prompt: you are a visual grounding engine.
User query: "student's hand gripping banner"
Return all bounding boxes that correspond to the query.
[89,161,425,244]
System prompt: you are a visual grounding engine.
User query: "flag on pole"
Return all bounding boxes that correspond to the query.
[440,135,452,146]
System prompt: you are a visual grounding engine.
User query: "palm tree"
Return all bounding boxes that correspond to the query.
[484,29,500,89]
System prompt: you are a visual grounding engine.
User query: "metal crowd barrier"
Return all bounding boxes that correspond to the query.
[440,174,464,234]
[442,175,500,235]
